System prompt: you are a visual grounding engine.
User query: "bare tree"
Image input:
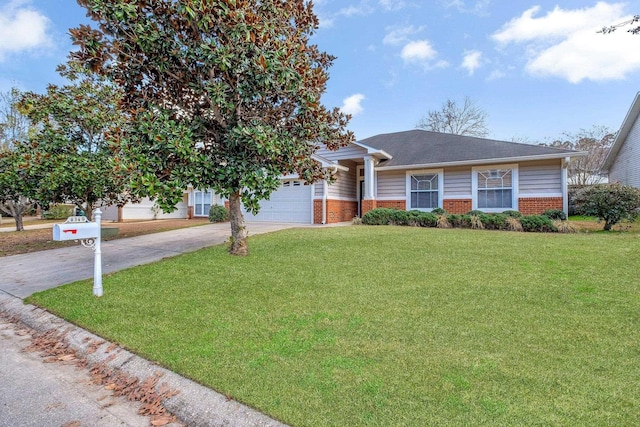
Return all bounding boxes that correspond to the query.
[0,87,31,151]
[545,125,615,186]
[417,97,489,137]
[598,15,640,35]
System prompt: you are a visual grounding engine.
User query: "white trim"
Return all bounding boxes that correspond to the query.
[472,164,519,212]
[518,193,563,198]
[442,194,473,200]
[376,153,587,171]
[314,196,358,202]
[375,197,409,201]
[406,168,444,211]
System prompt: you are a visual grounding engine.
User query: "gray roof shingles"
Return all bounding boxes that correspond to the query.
[358,130,577,168]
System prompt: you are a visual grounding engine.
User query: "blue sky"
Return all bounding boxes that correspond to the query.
[1,0,638,144]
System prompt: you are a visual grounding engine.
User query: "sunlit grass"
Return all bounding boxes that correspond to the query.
[27,226,640,426]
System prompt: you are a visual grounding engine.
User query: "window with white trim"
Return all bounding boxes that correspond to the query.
[410,173,439,209]
[194,190,213,216]
[476,169,513,209]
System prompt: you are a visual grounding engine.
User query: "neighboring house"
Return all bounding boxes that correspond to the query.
[105,130,584,223]
[100,187,217,222]
[602,92,640,188]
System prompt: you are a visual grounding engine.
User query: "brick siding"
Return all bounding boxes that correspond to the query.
[314,199,358,224]
[518,197,563,215]
[361,199,377,217]
[444,199,472,214]
[377,200,406,210]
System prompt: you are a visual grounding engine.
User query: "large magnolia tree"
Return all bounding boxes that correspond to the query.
[70,0,353,255]
[18,64,133,220]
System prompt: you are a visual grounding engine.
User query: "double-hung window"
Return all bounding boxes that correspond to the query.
[407,171,442,210]
[474,167,517,211]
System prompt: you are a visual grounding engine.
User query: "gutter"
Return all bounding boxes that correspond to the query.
[375,152,589,171]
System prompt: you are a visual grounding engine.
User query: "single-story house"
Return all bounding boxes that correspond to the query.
[602,92,640,187]
[241,129,584,224]
[104,129,584,223]
[100,187,218,222]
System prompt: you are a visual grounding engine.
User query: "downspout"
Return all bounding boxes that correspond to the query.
[562,157,570,215]
[322,166,338,225]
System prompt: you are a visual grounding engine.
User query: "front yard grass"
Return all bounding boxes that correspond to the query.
[27,226,640,426]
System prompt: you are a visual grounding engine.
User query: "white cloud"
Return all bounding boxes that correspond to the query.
[379,0,406,11]
[492,2,640,83]
[440,0,491,16]
[341,93,366,116]
[0,0,52,61]
[461,50,482,75]
[401,40,437,63]
[383,25,424,46]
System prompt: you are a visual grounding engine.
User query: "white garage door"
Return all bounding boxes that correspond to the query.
[242,179,312,223]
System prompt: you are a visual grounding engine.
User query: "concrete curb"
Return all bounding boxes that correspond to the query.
[0,291,288,427]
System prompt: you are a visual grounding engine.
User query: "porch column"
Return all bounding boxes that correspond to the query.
[362,155,377,215]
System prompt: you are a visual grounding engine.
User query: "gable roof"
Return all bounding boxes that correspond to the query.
[356,129,582,170]
[602,92,640,172]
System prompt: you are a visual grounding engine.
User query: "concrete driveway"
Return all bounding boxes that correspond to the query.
[0,220,323,427]
[0,221,305,299]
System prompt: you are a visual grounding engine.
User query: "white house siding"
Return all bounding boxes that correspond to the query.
[376,170,405,199]
[519,160,562,195]
[327,160,357,200]
[100,197,188,221]
[444,167,472,197]
[316,144,367,162]
[609,113,640,187]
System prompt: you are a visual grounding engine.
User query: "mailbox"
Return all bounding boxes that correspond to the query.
[53,222,100,241]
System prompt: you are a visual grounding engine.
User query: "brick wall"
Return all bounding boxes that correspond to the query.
[313,200,323,224]
[314,199,358,224]
[361,199,377,217]
[518,197,563,215]
[444,199,472,214]
[377,200,406,210]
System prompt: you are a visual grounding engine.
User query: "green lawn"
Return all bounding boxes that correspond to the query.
[27,226,640,426]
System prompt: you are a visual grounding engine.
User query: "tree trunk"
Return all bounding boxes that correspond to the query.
[604,221,613,231]
[228,192,249,256]
[13,209,23,231]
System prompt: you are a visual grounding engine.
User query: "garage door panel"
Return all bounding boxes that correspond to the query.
[242,179,312,223]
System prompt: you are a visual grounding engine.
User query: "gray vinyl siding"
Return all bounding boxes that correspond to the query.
[314,180,325,198]
[444,167,472,197]
[328,160,358,200]
[316,145,368,162]
[377,170,406,199]
[609,113,640,188]
[519,160,562,194]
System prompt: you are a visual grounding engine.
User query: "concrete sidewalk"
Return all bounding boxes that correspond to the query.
[0,221,330,427]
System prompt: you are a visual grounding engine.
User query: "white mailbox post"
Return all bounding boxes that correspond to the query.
[52,209,103,297]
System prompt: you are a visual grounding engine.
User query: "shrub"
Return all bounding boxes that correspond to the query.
[436,214,451,228]
[479,213,508,230]
[352,216,362,225]
[389,210,411,226]
[542,209,567,221]
[466,210,484,216]
[412,211,437,227]
[554,220,577,233]
[431,207,447,215]
[506,216,523,232]
[41,204,74,219]
[448,214,471,228]
[502,210,523,218]
[362,208,397,225]
[208,205,229,223]
[573,183,640,231]
[469,215,484,230]
[520,215,557,233]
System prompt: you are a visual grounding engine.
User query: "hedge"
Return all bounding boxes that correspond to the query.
[362,208,559,233]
